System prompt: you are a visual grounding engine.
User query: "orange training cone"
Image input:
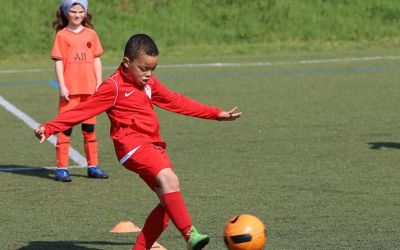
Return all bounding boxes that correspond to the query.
[110,220,167,249]
[150,242,167,249]
[109,220,141,233]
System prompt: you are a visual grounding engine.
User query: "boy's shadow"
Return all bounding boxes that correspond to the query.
[0,164,86,181]
[17,240,131,250]
[368,142,400,150]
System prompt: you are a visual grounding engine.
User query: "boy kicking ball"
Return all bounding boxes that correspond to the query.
[35,33,241,249]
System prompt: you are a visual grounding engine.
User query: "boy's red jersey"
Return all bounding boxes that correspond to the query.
[51,27,104,95]
[43,65,222,161]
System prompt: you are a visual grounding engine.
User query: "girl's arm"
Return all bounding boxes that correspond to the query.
[55,60,70,101]
[94,57,102,90]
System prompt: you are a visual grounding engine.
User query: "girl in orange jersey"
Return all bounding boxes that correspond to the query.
[51,0,107,181]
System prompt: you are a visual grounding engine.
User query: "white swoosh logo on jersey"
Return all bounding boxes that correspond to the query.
[124,90,135,97]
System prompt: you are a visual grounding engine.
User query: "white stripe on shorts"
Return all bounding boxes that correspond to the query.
[119,145,141,165]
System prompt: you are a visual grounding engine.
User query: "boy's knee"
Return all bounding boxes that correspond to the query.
[156,168,180,191]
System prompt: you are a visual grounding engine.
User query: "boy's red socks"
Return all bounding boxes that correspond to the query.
[132,204,169,250]
[162,191,192,240]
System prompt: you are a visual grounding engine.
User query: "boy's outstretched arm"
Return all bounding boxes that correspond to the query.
[218,106,242,121]
[33,80,117,144]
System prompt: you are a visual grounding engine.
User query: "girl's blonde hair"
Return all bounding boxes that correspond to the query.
[52,4,93,32]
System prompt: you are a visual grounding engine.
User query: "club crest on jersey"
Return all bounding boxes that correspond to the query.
[144,85,152,99]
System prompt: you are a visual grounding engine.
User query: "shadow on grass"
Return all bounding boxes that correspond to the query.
[16,240,131,250]
[368,142,400,150]
[0,164,54,180]
[0,164,87,181]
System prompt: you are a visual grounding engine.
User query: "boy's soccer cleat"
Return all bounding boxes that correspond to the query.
[55,169,71,182]
[87,166,109,179]
[187,226,210,250]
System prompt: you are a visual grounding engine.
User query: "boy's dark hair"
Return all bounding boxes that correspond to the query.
[124,34,159,60]
[52,4,93,32]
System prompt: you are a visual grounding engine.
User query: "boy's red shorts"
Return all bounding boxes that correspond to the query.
[122,143,174,189]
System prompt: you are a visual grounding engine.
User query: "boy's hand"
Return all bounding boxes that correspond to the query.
[218,106,242,121]
[34,126,47,143]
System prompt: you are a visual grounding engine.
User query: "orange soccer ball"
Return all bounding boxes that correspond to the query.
[223,214,267,250]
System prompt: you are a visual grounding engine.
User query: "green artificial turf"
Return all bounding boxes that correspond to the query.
[1,50,400,249]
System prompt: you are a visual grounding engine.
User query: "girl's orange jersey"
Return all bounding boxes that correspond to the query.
[51,27,103,95]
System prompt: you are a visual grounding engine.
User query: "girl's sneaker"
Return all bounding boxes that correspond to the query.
[55,169,71,182]
[87,166,108,179]
[187,226,210,250]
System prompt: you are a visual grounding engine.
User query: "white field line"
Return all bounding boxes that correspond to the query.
[156,55,400,68]
[1,55,400,74]
[0,95,87,169]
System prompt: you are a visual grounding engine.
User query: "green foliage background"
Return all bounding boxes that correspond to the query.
[1,0,400,62]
